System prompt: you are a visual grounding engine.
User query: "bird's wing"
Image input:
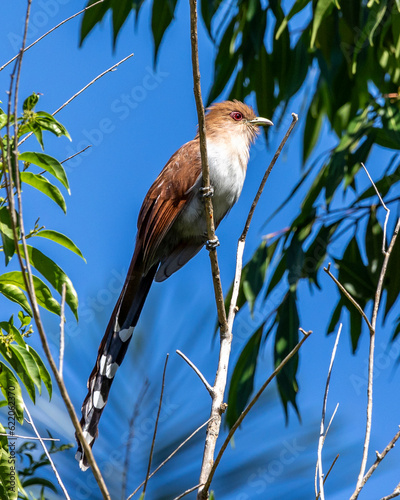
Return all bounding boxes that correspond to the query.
[137,139,202,271]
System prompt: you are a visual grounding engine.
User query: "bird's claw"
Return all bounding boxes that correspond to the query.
[206,238,220,251]
[199,185,214,198]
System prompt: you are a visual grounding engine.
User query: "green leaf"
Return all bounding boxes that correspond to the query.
[34,112,71,141]
[201,0,223,37]
[327,299,343,334]
[23,93,39,112]
[242,241,277,315]
[276,0,312,39]
[310,0,335,48]
[0,362,24,423]
[365,209,384,285]
[26,347,52,399]
[0,272,60,316]
[0,440,18,500]
[265,254,287,297]
[36,230,85,261]
[18,152,70,192]
[0,111,8,131]
[11,345,42,392]
[0,344,36,403]
[151,0,178,64]
[0,283,32,317]
[18,245,78,320]
[207,16,239,104]
[112,0,133,47]
[226,323,264,429]
[303,92,324,163]
[0,206,18,266]
[286,235,305,288]
[303,223,338,286]
[80,0,111,45]
[20,172,66,213]
[22,477,57,494]
[274,291,300,420]
[336,236,376,300]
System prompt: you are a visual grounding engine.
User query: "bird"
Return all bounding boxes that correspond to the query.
[76,100,273,470]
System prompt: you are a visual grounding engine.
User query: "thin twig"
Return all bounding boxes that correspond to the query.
[122,379,150,500]
[23,403,71,500]
[381,482,400,500]
[18,54,134,146]
[315,324,342,500]
[324,263,373,332]
[361,163,390,254]
[241,113,298,242]
[202,330,312,493]
[354,216,400,498]
[173,483,205,500]
[0,433,59,441]
[127,418,212,499]
[0,0,106,73]
[142,355,169,496]
[59,283,66,378]
[316,455,340,500]
[352,427,400,500]
[61,145,92,164]
[176,350,213,396]
[227,115,298,332]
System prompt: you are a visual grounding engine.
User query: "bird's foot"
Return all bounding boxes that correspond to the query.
[199,185,214,198]
[206,238,220,251]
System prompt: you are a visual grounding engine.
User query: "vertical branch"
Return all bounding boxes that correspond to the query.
[353,216,400,497]
[188,1,231,498]
[315,324,342,500]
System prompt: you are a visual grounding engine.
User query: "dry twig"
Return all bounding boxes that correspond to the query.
[127,418,212,499]
[315,324,342,500]
[24,403,71,500]
[142,355,169,496]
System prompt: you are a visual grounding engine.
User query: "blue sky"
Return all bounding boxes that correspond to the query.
[1,2,400,499]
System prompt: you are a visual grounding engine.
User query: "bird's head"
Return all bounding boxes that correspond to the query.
[204,100,273,145]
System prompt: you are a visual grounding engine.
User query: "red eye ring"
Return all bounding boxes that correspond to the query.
[230,111,243,121]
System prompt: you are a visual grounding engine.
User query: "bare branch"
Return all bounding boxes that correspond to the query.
[18,54,134,146]
[380,484,400,500]
[227,115,298,331]
[24,403,71,500]
[361,163,390,254]
[0,433,59,441]
[351,427,400,500]
[173,483,205,500]
[122,379,150,499]
[142,354,169,496]
[61,145,92,164]
[240,113,298,243]
[176,350,213,396]
[59,283,66,378]
[315,324,342,500]
[202,330,312,493]
[0,1,106,73]
[324,263,373,332]
[127,418,212,500]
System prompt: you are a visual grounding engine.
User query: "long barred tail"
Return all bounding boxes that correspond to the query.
[75,252,158,470]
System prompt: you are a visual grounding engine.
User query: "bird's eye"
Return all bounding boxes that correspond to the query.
[230,111,243,121]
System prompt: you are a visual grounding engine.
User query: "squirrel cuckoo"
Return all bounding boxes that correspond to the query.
[76,100,273,469]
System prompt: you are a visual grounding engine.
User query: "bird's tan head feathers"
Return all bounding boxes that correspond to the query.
[204,99,273,143]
